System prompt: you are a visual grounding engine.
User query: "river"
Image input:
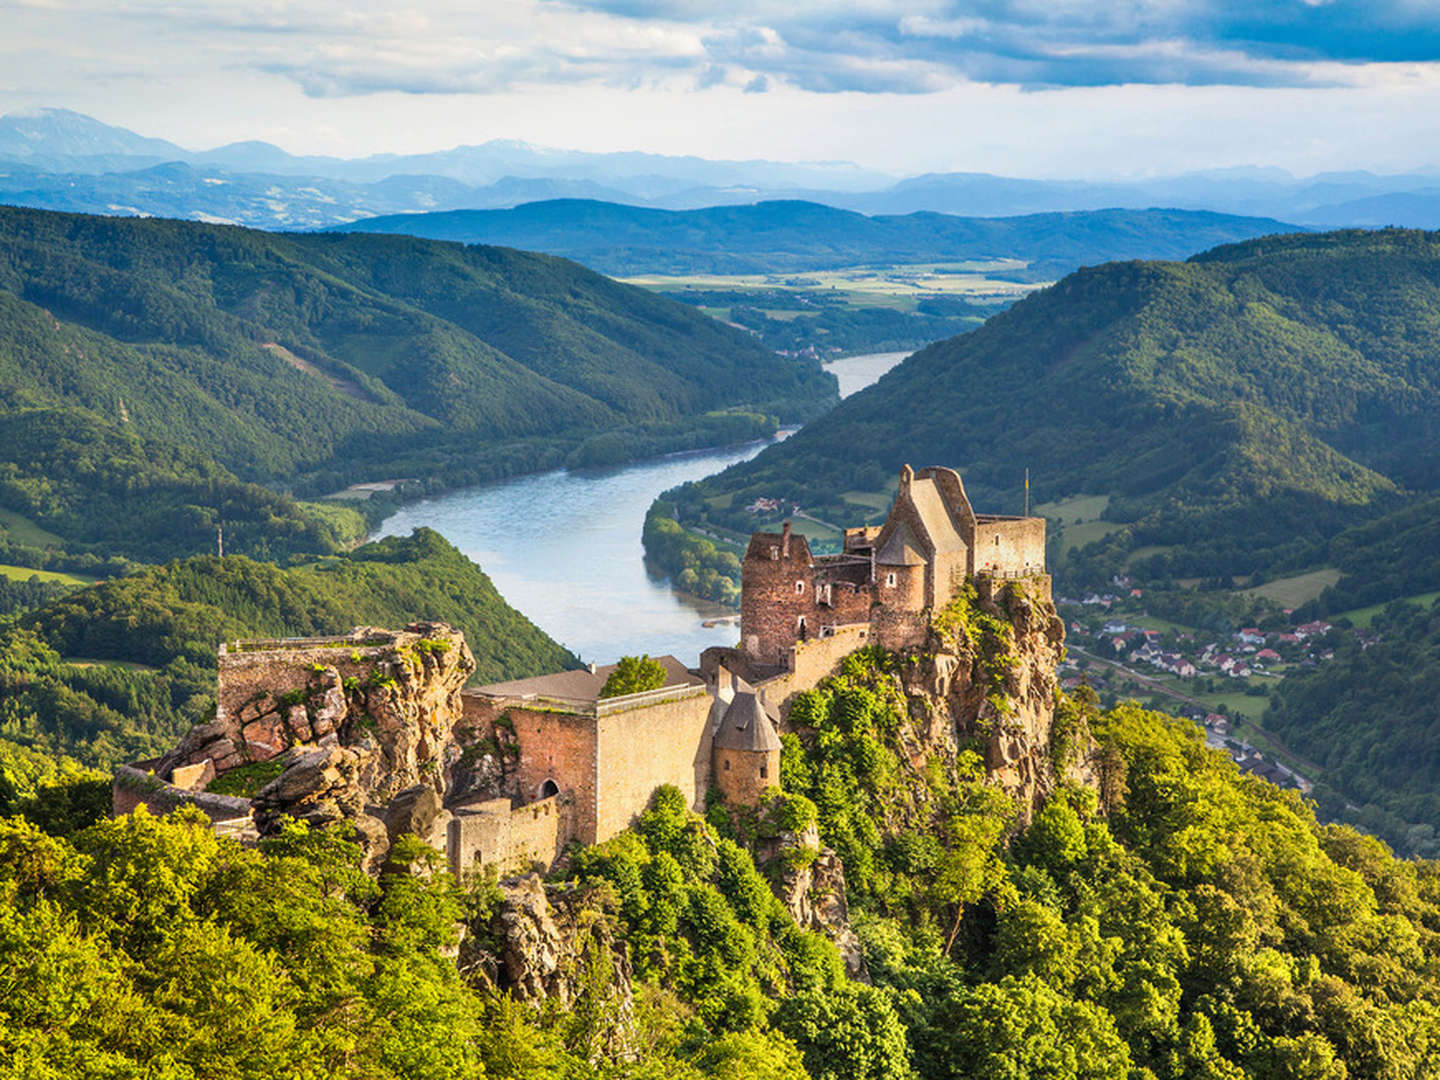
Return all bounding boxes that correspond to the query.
[375,350,907,663]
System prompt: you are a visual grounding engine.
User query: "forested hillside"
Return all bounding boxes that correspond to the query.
[5,670,1439,1079]
[1267,596,1440,853]
[331,199,1296,278]
[0,406,368,562]
[661,229,1440,586]
[0,205,834,558]
[0,529,577,771]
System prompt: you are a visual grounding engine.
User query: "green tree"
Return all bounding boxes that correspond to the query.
[600,655,668,698]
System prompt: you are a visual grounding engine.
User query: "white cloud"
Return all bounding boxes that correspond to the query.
[2,0,1440,176]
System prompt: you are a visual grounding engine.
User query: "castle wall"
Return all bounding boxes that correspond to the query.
[932,549,969,608]
[741,535,817,667]
[215,639,390,735]
[973,518,1047,576]
[877,561,926,612]
[714,747,781,805]
[506,707,599,843]
[750,624,874,719]
[447,794,569,880]
[112,761,254,824]
[594,692,714,842]
[870,604,930,652]
[812,572,875,628]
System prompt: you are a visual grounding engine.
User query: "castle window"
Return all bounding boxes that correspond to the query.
[994,535,1000,546]
[886,572,897,587]
[795,580,805,594]
[539,779,559,799]
[770,546,779,559]
[723,759,731,772]
[760,764,769,779]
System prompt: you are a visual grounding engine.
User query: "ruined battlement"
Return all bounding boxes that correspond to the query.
[740,464,1045,665]
[118,464,1030,886]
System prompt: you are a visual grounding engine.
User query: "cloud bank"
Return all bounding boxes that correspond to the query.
[22,0,1439,103]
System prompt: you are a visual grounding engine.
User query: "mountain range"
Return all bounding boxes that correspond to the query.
[0,204,834,560]
[326,200,1299,278]
[5,109,1440,229]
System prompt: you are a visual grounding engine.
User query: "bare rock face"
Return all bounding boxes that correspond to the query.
[351,629,475,804]
[252,745,368,830]
[750,809,868,981]
[163,622,477,846]
[463,875,636,1062]
[773,838,867,981]
[898,576,1094,823]
[382,784,446,849]
[488,874,570,1000]
[445,717,523,806]
[347,813,393,876]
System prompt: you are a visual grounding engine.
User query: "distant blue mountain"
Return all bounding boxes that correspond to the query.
[325,199,1303,278]
[1300,190,1440,229]
[1,108,1438,230]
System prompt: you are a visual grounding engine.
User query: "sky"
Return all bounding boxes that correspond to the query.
[3,0,1440,178]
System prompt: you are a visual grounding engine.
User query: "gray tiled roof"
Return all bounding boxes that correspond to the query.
[713,692,782,752]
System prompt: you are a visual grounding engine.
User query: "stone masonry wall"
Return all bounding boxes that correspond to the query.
[741,532,817,666]
[973,518,1047,576]
[506,706,599,843]
[213,633,397,766]
[447,794,571,880]
[714,747,781,805]
[594,692,714,843]
[112,760,253,823]
[746,624,874,721]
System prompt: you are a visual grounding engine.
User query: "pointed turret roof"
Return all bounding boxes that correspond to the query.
[714,692,781,753]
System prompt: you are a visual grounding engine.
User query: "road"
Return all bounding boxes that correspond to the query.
[1070,644,1322,780]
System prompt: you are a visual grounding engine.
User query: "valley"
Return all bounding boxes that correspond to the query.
[2,171,1440,1080]
[645,228,1440,857]
[10,7,1440,1077]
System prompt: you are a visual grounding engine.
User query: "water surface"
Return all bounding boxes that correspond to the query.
[825,351,910,399]
[377,351,908,664]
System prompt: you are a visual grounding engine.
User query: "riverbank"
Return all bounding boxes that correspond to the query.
[638,350,913,608]
[370,351,910,660]
[372,438,784,661]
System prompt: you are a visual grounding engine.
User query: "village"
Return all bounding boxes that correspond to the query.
[1046,575,1382,795]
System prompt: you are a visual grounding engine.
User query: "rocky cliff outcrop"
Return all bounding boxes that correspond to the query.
[462,874,636,1062]
[765,822,868,982]
[896,576,1095,822]
[158,622,476,845]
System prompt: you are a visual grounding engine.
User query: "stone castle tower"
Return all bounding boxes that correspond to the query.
[712,690,783,805]
[740,465,1046,666]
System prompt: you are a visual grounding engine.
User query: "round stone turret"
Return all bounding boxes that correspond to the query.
[713,692,782,805]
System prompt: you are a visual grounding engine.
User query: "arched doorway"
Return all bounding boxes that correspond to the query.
[538,778,560,799]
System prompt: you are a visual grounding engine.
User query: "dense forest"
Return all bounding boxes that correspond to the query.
[0,529,577,771]
[4,661,1438,1079]
[1267,597,1440,856]
[0,405,370,562]
[330,200,1296,278]
[655,229,1440,589]
[0,204,835,560]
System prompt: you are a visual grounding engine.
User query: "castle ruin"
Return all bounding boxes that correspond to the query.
[115,464,1045,881]
[739,465,1045,667]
